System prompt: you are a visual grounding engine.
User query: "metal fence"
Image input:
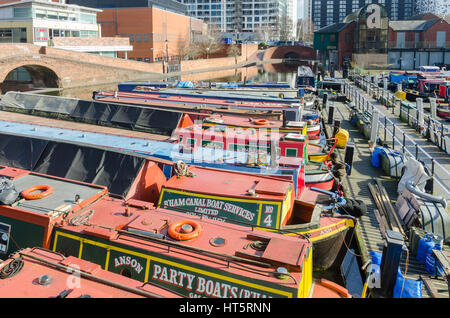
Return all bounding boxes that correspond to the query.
[343,80,450,201]
[350,72,450,155]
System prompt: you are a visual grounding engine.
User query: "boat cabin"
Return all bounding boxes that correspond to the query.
[202,115,320,137]
[175,125,310,161]
[419,66,441,73]
[439,82,450,100]
[418,78,446,95]
[0,163,316,298]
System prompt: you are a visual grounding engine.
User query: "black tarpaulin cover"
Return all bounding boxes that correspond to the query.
[0,92,183,135]
[0,132,147,197]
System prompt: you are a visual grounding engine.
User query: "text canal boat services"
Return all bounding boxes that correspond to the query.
[157,165,356,271]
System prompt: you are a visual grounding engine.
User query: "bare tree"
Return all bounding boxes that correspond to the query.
[297,19,315,44]
[178,39,202,60]
[227,45,241,57]
[279,14,294,42]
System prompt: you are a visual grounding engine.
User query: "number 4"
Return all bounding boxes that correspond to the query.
[263,214,272,227]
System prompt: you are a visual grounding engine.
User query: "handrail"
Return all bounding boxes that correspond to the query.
[343,78,450,201]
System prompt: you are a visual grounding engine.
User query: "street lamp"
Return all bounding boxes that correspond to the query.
[165,39,169,62]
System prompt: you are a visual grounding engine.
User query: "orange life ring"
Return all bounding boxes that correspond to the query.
[253,119,269,125]
[21,185,54,200]
[168,220,202,241]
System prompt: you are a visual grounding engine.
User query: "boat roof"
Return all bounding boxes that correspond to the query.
[0,131,152,198]
[0,92,188,137]
[0,119,277,166]
[59,203,309,287]
[95,91,301,110]
[0,248,179,298]
[162,166,293,201]
[204,115,284,129]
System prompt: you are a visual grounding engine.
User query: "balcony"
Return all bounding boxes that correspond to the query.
[389,41,450,50]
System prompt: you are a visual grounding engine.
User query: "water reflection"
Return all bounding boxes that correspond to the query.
[41,63,301,100]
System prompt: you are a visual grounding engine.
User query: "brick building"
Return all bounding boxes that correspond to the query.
[65,0,207,62]
[388,13,450,69]
[314,4,450,69]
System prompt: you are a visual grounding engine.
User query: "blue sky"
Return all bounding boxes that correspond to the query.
[298,0,304,18]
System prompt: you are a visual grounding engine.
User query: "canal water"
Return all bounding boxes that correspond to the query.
[43,62,300,100]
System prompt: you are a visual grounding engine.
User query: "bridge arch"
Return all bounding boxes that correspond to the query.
[263,46,316,61]
[0,62,61,91]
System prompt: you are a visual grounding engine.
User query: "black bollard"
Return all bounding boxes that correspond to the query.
[344,142,355,175]
[379,230,404,298]
[333,120,341,137]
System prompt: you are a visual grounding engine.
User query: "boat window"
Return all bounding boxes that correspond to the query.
[286,148,298,157]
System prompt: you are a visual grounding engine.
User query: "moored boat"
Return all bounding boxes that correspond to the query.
[0,132,354,272]
[0,165,351,298]
[0,248,179,298]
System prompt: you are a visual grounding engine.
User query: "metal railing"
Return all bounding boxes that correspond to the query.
[388,41,450,50]
[351,73,450,155]
[343,80,450,201]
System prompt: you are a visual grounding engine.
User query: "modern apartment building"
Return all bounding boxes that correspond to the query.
[178,0,296,41]
[305,0,416,30]
[0,0,131,56]
[415,0,450,16]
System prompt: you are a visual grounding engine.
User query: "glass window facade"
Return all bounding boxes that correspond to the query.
[0,28,27,43]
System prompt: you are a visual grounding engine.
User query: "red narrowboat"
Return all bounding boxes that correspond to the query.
[0,166,350,298]
[202,114,321,139]
[0,248,179,298]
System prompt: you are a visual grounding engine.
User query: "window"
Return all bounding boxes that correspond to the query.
[35,9,46,19]
[286,148,298,157]
[47,11,58,20]
[80,13,96,24]
[13,7,32,18]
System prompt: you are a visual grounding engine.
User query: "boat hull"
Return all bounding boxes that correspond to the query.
[311,226,351,271]
[305,172,335,191]
[280,217,355,271]
[437,107,450,119]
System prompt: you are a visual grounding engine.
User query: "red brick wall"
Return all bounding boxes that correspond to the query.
[338,22,356,66]
[388,19,450,47]
[263,46,316,60]
[97,7,198,62]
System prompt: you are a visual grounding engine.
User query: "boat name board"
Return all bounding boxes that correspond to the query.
[158,190,281,228]
[150,261,285,298]
[114,256,144,274]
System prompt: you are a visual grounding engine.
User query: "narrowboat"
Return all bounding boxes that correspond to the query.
[418,78,446,97]
[437,103,450,120]
[202,114,321,138]
[127,86,301,103]
[175,124,319,161]
[0,132,355,272]
[118,81,292,92]
[307,138,338,163]
[439,82,450,100]
[0,248,179,298]
[92,91,303,121]
[119,81,300,98]
[296,66,316,92]
[157,165,355,271]
[0,165,351,298]
[404,89,429,102]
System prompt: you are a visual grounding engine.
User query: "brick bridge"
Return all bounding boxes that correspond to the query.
[0,43,164,90]
[263,45,316,61]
